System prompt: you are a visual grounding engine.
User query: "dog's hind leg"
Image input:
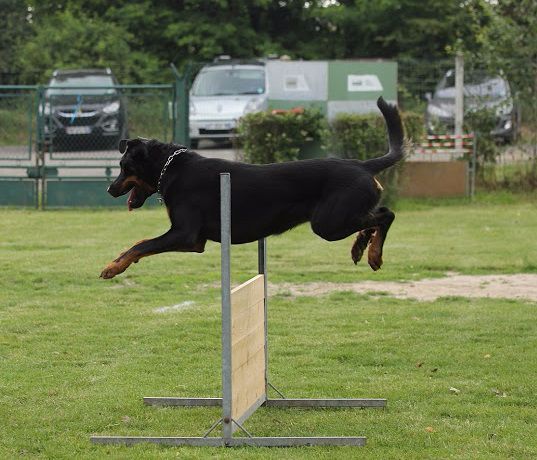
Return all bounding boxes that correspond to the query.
[350,228,375,265]
[311,197,394,270]
[350,207,395,271]
[351,207,395,270]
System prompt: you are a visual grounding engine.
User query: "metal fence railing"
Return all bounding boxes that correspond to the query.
[1,56,536,206]
[0,84,184,207]
[400,55,537,190]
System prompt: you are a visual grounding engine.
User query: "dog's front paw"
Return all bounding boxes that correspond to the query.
[100,262,126,279]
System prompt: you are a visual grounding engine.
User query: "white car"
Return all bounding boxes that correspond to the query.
[189,58,268,148]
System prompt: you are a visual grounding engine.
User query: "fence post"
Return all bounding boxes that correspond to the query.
[455,52,464,151]
[170,63,190,147]
[35,85,45,209]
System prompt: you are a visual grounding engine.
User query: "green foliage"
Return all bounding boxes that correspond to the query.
[239,108,424,207]
[464,108,498,164]
[0,0,31,74]
[326,113,387,161]
[16,7,161,83]
[237,109,325,164]
[326,111,424,207]
[401,111,425,143]
[1,0,521,85]
[0,96,34,146]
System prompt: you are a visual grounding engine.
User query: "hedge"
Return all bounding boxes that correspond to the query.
[326,110,423,206]
[237,107,424,206]
[236,109,325,164]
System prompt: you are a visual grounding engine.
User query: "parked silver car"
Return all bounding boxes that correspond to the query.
[189,58,267,148]
[425,70,519,142]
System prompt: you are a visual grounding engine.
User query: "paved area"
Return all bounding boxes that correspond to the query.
[0,141,239,177]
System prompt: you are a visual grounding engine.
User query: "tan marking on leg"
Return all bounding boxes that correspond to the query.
[351,229,374,265]
[367,230,383,271]
[101,248,155,279]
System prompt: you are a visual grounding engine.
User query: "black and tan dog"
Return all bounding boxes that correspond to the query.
[100,97,404,279]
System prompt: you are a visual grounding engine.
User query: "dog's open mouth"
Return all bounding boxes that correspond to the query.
[127,186,149,211]
[127,187,136,211]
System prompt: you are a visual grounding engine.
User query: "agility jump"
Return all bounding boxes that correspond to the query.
[91,173,386,447]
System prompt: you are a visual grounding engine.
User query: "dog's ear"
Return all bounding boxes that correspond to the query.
[119,139,129,154]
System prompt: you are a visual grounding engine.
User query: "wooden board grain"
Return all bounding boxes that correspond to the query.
[230,275,266,421]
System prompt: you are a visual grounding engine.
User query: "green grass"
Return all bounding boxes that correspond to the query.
[1,197,537,458]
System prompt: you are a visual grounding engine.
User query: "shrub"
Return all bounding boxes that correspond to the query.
[325,111,423,159]
[325,113,386,160]
[237,107,424,207]
[464,107,498,164]
[325,110,424,207]
[401,111,425,144]
[237,109,325,164]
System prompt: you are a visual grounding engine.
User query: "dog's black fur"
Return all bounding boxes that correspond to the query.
[100,97,404,279]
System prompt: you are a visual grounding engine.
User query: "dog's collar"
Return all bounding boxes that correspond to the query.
[157,148,187,203]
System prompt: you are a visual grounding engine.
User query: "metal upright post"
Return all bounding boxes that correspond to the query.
[258,238,269,391]
[220,173,233,441]
[471,133,477,199]
[455,52,464,152]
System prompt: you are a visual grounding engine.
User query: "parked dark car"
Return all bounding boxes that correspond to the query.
[425,70,519,142]
[41,68,127,150]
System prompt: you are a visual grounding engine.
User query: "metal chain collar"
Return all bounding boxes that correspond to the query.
[156,148,187,203]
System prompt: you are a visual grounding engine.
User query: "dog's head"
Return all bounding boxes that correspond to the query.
[107,138,156,211]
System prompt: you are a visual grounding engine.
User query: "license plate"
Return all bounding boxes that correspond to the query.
[206,122,232,130]
[66,126,92,135]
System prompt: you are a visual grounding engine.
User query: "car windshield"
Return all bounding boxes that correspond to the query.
[46,75,117,96]
[191,67,265,96]
[435,71,508,100]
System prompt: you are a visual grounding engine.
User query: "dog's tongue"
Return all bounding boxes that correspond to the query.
[127,188,136,211]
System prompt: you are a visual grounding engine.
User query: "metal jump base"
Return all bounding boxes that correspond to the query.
[91,173,386,448]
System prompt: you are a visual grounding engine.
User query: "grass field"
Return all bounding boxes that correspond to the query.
[1,194,537,459]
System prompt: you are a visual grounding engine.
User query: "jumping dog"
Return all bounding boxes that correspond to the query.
[100,97,404,279]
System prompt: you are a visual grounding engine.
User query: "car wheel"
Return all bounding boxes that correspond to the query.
[190,139,199,149]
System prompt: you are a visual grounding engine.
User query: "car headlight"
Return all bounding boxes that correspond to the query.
[189,101,197,116]
[427,104,451,118]
[41,102,51,115]
[244,97,266,114]
[103,101,120,114]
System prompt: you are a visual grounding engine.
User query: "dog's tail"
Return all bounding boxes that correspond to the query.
[362,97,404,174]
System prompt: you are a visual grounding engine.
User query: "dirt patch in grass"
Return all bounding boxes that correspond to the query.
[271,273,537,302]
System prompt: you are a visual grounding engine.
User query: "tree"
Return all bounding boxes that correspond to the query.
[17,6,161,83]
[0,0,33,81]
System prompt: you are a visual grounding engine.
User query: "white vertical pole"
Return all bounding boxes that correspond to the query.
[258,238,268,392]
[455,52,464,151]
[220,173,232,441]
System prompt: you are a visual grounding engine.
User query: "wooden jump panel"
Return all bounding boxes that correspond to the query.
[230,275,266,421]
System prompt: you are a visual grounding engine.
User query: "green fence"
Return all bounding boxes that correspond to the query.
[0,83,186,207]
